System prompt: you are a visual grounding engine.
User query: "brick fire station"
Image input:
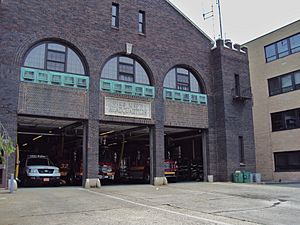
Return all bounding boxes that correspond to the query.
[0,0,255,187]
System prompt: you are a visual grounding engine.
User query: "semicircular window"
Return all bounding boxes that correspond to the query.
[101,56,150,85]
[100,56,154,98]
[163,67,207,104]
[164,67,203,93]
[24,42,86,75]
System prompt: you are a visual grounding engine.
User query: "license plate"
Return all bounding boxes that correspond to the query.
[43,178,50,182]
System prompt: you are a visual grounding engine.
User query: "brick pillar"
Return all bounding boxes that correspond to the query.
[149,124,165,185]
[0,65,19,186]
[83,119,99,187]
[202,129,208,181]
[87,119,99,179]
[83,66,100,187]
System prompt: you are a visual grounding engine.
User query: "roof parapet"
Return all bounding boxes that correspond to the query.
[224,39,232,49]
[233,43,241,51]
[213,38,248,54]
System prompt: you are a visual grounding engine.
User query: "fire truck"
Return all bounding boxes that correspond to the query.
[99,143,178,183]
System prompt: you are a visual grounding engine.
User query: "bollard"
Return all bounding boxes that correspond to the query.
[9,173,14,193]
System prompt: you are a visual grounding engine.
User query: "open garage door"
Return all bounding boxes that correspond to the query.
[99,122,150,185]
[165,127,204,182]
[17,116,84,187]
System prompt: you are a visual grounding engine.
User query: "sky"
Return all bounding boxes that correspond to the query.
[168,0,300,44]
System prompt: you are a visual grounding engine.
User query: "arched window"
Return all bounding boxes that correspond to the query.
[24,42,86,75]
[164,67,203,93]
[101,56,150,85]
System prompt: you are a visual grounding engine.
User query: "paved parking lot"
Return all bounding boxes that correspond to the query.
[1,182,300,225]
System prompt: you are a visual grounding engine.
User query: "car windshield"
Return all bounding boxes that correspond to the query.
[27,158,49,166]
[164,162,171,168]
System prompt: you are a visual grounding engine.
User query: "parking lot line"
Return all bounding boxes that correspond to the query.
[82,188,236,225]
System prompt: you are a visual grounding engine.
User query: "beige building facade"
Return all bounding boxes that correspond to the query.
[246,20,300,181]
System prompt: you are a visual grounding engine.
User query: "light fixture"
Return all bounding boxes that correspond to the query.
[33,135,42,141]
[100,130,115,136]
[108,143,118,147]
[22,143,28,147]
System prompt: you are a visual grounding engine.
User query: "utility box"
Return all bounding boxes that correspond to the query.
[253,173,261,183]
[242,171,251,183]
[233,171,244,183]
[207,175,214,182]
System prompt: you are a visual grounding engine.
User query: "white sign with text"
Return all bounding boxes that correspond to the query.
[104,97,151,119]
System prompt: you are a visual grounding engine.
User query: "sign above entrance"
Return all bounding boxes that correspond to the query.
[104,97,151,119]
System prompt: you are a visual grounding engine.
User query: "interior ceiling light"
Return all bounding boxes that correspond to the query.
[108,143,118,147]
[100,130,115,136]
[22,143,28,147]
[18,123,37,127]
[33,135,42,141]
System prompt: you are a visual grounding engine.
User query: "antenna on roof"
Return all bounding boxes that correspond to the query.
[203,4,214,20]
[203,2,215,40]
[203,0,224,40]
[216,0,224,40]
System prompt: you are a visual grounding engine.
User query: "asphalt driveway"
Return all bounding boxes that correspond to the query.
[1,182,300,225]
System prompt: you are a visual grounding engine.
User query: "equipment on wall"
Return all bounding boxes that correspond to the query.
[203,0,224,40]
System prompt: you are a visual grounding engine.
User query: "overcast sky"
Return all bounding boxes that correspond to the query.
[168,0,300,44]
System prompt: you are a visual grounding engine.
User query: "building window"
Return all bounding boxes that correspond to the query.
[265,44,277,62]
[234,74,240,96]
[112,3,119,28]
[277,39,289,58]
[46,44,66,72]
[176,68,190,91]
[239,136,245,164]
[268,70,300,96]
[163,67,203,93]
[118,57,134,82]
[265,32,300,63]
[101,56,150,85]
[271,108,300,132]
[138,11,145,34]
[281,74,293,92]
[290,33,300,53]
[274,151,300,172]
[24,42,86,75]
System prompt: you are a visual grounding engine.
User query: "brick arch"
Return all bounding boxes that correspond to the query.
[163,64,208,94]
[99,52,155,86]
[14,34,90,75]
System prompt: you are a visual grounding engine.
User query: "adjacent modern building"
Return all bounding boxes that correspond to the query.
[246,20,300,181]
[0,0,255,188]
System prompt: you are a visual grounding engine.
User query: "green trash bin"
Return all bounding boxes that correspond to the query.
[233,171,243,183]
[243,171,251,183]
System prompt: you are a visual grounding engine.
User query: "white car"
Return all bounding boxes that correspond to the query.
[21,155,60,186]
